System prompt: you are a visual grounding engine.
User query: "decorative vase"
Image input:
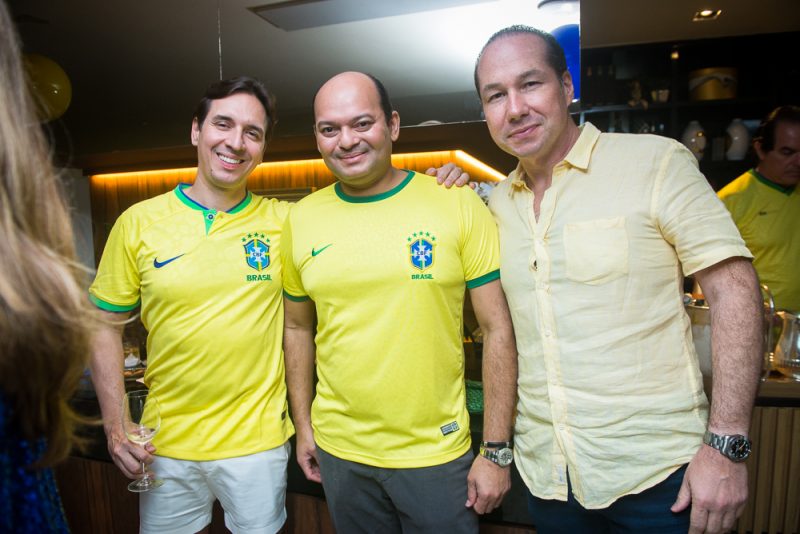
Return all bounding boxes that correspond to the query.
[681,120,707,160]
[725,118,750,160]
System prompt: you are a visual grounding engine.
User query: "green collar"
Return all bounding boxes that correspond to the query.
[174,183,253,213]
[750,169,795,195]
[174,184,252,234]
[334,171,413,203]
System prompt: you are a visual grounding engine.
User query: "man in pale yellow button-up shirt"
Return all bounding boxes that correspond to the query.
[474,26,763,534]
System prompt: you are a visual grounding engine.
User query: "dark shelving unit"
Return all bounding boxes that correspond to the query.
[578,31,798,190]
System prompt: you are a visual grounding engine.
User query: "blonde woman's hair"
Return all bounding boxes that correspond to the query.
[0,0,94,467]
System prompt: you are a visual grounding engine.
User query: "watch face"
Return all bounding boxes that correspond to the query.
[728,436,751,461]
[497,447,514,467]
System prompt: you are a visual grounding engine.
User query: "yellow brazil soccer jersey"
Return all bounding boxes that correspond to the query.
[90,184,294,461]
[719,170,800,311]
[282,171,500,468]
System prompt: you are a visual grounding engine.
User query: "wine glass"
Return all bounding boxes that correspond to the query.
[122,389,164,492]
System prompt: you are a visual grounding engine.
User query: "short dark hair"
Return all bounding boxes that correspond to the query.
[754,105,800,152]
[365,73,394,125]
[312,72,394,126]
[193,76,277,145]
[474,25,568,93]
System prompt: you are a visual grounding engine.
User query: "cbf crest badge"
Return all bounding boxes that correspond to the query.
[242,232,270,271]
[407,231,436,271]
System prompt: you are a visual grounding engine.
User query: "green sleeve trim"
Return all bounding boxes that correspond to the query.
[466,269,500,289]
[283,290,311,302]
[89,293,140,312]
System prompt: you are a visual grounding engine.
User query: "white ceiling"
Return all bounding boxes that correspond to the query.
[8,0,800,157]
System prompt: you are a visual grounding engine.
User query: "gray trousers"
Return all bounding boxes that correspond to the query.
[317,447,479,534]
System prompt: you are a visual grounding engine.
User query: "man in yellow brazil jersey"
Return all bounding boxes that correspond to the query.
[282,71,518,533]
[89,77,295,534]
[89,75,469,534]
[718,105,800,312]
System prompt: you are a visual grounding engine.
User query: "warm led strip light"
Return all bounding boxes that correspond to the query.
[92,150,506,183]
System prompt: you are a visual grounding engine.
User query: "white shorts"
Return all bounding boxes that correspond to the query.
[139,442,290,534]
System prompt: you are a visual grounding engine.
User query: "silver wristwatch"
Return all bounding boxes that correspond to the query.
[479,441,513,467]
[703,430,751,462]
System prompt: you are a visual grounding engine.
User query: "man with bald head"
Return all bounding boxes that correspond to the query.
[282,71,518,533]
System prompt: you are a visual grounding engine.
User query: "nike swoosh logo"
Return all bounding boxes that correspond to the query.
[311,244,333,257]
[153,254,185,268]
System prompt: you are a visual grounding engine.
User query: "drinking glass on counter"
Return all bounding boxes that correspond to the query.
[122,390,164,492]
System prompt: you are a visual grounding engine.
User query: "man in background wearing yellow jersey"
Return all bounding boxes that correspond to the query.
[718,106,800,312]
[282,71,518,533]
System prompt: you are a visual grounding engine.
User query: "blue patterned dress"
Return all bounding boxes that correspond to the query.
[0,394,70,533]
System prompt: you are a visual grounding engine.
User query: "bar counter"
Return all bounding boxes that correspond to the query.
[57,376,800,534]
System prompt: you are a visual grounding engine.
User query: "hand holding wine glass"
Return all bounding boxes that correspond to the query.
[122,389,164,492]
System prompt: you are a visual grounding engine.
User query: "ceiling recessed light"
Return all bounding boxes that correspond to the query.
[693,9,722,21]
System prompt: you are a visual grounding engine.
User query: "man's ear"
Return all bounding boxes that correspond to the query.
[389,111,401,142]
[561,70,574,105]
[753,139,766,162]
[191,118,200,147]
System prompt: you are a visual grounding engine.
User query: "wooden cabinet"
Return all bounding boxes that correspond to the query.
[55,456,138,534]
[736,405,800,534]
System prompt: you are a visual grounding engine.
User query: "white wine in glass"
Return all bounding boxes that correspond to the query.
[122,389,164,492]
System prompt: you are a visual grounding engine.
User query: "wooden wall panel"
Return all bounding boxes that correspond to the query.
[784,410,800,534]
[285,493,336,534]
[56,456,138,534]
[736,406,800,534]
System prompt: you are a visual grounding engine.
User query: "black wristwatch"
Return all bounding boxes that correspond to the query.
[479,441,514,467]
[703,430,751,462]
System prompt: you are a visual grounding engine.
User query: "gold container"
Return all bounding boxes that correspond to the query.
[689,67,738,101]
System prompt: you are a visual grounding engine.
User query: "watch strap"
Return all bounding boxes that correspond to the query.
[481,440,512,448]
[479,443,514,467]
[703,430,751,462]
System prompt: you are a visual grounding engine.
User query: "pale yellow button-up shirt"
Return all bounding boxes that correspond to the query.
[489,123,752,508]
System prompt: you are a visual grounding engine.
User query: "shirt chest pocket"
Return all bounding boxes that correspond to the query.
[563,217,629,285]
